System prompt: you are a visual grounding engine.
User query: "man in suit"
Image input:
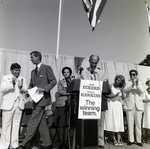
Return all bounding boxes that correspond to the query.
[19,51,57,149]
[0,63,27,149]
[124,69,144,146]
[80,55,109,148]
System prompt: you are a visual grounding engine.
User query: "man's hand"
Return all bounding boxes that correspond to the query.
[36,88,45,94]
[18,79,23,89]
[12,76,17,87]
[116,92,122,96]
[135,78,139,86]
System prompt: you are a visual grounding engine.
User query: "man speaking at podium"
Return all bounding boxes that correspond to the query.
[80,55,109,148]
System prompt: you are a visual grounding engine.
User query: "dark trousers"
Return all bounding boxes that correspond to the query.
[21,106,52,147]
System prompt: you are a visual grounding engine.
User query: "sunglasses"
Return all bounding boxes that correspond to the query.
[130,73,136,76]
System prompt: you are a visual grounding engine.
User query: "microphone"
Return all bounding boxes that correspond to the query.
[71,75,75,80]
[78,66,84,75]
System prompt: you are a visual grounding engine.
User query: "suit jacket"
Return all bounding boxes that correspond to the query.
[80,67,109,111]
[55,78,71,107]
[29,64,57,107]
[123,79,145,111]
[80,67,106,81]
[0,74,28,110]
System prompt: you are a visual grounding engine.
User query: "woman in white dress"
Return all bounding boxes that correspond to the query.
[104,75,125,146]
[143,78,150,142]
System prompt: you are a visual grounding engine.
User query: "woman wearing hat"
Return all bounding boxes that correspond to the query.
[143,78,150,143]
[54,67,74,148]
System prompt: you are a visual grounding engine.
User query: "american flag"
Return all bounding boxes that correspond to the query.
[82,0,107,31]
[145,2,150,32]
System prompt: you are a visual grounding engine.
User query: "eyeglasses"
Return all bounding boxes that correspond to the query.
[130,73,136,76]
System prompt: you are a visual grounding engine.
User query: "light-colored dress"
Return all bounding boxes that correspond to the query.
[104,85,124,132]
[143,89,150,129]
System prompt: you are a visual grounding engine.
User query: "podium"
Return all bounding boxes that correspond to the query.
[67,79,109,149]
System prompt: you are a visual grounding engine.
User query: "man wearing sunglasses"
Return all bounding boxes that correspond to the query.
[124,69,145,146]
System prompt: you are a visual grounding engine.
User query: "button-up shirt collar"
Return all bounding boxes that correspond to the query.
[36,63,42,70]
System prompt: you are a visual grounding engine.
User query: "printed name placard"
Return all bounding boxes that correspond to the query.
[78,80,103,119]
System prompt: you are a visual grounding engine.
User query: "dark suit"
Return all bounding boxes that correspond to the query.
[21,64,57,148]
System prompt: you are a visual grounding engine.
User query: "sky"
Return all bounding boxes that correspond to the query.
[0,0,150,64]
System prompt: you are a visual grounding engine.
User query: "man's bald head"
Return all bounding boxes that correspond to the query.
[89,55,100,71]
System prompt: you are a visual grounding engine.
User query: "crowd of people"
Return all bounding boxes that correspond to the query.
[0,52,150,149]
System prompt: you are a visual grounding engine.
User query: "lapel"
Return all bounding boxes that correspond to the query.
[86,67,92,80]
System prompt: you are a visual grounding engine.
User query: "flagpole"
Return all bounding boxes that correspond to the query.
[56,0,63,59]
[145,1,150,32]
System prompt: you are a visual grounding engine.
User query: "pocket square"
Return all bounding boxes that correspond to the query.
[39,75,43,78]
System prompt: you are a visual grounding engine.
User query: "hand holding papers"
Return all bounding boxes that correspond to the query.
[27,87,44,103]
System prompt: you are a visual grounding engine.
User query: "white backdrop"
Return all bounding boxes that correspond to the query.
[0,48,150,103]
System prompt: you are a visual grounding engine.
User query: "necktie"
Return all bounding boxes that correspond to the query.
[90,70,96,80]
[35,66,38,75]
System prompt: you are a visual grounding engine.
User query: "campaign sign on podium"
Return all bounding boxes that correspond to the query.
[78,80,103,119]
